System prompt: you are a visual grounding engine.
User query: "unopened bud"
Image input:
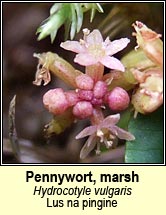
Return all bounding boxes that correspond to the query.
[93,81,108,99]
[43,88,69,115]
[76,74,94,90]
[65,91,80,106]
[73,101,93,119]
[77,89,93,101]
[108,87,130,111]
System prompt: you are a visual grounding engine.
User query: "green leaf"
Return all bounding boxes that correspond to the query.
[37,3,103,42]
[125,107,164,163]
[50,3,62,15]
[73,3,83,32]
[70,4,77,40]
[117,107,132,130]
[37,4,68,42]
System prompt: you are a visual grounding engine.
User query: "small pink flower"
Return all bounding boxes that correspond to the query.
[60,29,130,72]
[76,114,135,159]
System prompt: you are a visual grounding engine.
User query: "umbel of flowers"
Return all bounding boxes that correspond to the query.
[43,75,130,119]
[33,23,163,159]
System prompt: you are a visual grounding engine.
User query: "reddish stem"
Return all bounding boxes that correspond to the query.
[90,107,104,125]
[85,63,104,83]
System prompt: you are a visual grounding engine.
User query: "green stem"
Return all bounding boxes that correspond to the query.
[35,52,82,88]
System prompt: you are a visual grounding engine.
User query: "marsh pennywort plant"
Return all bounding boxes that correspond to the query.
[34,28,135,159]
[33,17,163,162]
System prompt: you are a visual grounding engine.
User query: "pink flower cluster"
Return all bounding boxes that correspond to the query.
[41,28,135,159]
[43,73,130,119]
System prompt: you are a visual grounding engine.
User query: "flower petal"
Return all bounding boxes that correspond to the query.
[75,125,97,139]
[100,56,125,71]
[106,38,130,56]
[109,125,135,141]
[104,37,111,46]
[100,114,120,128]
[74,53,97,66]
[80,135,97,159]
[86,29,103,45]
[60,41,85,53]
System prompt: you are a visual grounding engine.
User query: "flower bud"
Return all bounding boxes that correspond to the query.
[77,89,93,101]
[75,74,94,90]
[65,90,80,106]
[73,101,93,119]
[93,81,107,98]
[108,87,130,111]
[91,97,103,106]
[43,88,69,115]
